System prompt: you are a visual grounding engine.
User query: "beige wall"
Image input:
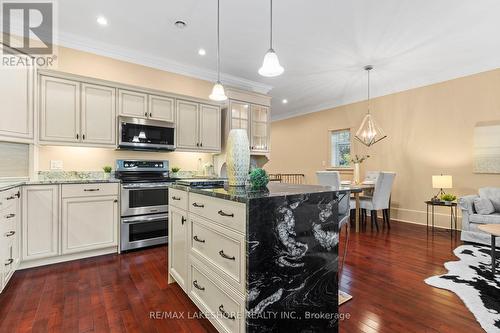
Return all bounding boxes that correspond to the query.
[266,69,500,229]
[36,46,217,172]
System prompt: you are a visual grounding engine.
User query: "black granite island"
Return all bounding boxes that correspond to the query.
[168,183,351,333]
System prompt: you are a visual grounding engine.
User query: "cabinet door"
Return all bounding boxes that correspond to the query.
[22,185,59,260]
[250,105,270,152]
[229,100,250,140]
[176,100,199,150]
[149,95,174,122]
[169,207,188,291]
[81,83,116,145]
[0,45,34,140]
[40,76,80,143]
[199,104,221,152]
[62,196,118,254]
[118,90,148,118]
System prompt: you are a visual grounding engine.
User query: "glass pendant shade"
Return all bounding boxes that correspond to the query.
[209,81,227,101]
[355,113,387,147]
[258,49,284,77]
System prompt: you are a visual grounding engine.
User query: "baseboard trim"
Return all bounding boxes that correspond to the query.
[19,247,118,270]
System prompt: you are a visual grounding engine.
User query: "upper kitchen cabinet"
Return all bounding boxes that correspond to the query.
[81,83,116,145]
[176,100,221,153]
[223,89,272,155]
[149,95,175,122]
[39,74,116,147]
[118,89,148,118]
[0,45,34,142]
[40,76,81,143]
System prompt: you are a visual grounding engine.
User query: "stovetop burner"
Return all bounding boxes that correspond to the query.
[115,159,174,183]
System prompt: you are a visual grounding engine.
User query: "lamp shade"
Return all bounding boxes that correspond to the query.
[209,81,227,101]
[258,49,284,77]
[432,175,452,189]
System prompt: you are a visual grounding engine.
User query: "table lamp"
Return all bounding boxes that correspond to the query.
[432,175,452,201]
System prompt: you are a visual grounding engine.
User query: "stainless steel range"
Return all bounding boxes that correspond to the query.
[116,159,176,251]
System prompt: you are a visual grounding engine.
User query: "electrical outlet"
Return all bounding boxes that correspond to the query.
[50,160,63,170]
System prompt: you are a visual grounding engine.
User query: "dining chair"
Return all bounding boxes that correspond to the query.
[316,171,350,281]
[350,172,396,231]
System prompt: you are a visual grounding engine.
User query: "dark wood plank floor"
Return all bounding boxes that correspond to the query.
[0,221,482,333]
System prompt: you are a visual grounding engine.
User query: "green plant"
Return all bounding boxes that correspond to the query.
[171,167,180,173]
[440,193,457,202]
[103,166,112,173]
[249,168,269,189]
[350,154,370,164]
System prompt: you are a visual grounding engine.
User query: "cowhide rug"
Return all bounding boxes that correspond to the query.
[425,244,500,333]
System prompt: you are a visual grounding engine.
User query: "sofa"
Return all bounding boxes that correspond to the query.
[459,187,500,245]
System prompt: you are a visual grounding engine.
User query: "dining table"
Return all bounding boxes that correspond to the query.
[341,183,376,233]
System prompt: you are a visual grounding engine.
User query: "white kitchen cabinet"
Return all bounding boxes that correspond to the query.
[22,185,59,261]
[0,45,34,142]
[176,100,221,152]
[0,187,21,293]
[176,100,200,150]
[81,83,116,145]
[199,104,222,151]
[40,76,80,143]
[61,195,118,254]
[228,100,250,139]
[250,104,270,152]
[149,95,175,122]
[118,89,148,118]
[168,206,188,291]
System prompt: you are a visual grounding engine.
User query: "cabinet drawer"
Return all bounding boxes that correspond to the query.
[189,257,244,333]
[169,188,188,210]
[190,216,245,293]
[62,183,118,198]
[0,188,20,213]
[189,193,246,233]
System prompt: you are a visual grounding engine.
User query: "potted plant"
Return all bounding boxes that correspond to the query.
[171,167,181,178]
[349,155,370,185]
[440,193,457,205]
[103,166,112,179]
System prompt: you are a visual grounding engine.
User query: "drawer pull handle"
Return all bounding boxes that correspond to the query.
[181,216,186,225]
[172,196,181,201]
[192,280,205,291]
[5,213,15,219]
[84,188,100,192]
[193,236,205,243]
[5,259,13,266]
[219,250,235,261]
[5,231,15,237]
[218,305,235,320]
[192,202,205,208]
[6,195,17,200]
[218,210,234,218]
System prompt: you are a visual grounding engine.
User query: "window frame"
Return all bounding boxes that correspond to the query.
[328,128,353,171]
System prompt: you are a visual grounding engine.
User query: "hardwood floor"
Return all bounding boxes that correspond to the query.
[0,220,482,333]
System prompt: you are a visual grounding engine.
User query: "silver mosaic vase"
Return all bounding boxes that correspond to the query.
[226,129,250,186]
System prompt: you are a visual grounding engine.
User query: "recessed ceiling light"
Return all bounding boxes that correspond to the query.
[282,99,288,104]
[198,48,206,56]
[96,16,108,26]
[174,20,187,29]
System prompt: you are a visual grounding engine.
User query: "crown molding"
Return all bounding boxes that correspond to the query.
[56,31,273,94]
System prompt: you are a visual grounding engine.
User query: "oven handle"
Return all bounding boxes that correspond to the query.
[122,214,168,224]
[122,184,170,190]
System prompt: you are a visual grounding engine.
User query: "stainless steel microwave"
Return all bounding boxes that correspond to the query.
[118,116,175,151]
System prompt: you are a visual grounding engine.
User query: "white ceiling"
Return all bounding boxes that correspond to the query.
[50,0,500,120]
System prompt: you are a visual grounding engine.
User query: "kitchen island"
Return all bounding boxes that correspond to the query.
[168,182,350,333]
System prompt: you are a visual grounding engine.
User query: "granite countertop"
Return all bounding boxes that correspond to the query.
[171,182,354,203]
[0,172,120,192]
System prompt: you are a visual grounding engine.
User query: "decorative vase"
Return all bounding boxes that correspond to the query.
[226,129,250,186]
[353,163,360,185]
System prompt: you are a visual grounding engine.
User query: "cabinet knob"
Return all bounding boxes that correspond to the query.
[4,259,13,266]
[219,250,235,261]
[181,216,186,225]
[200,142,203,147]
[76,133,79,139]
[114,199,118,203]
[192,202,204,208]
[219,305,236,320]
[193,235,205,243]
[218,210,234,218]
[82,134,86,140]
[149,112,152,117]
[192,280,205,291]
[5,231,15,237]
[5,213,15,219]
[144,112,148,117]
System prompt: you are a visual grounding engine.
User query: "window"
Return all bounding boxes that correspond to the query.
[330,130,351,168]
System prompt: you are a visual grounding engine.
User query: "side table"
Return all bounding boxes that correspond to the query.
[424,201,458,231]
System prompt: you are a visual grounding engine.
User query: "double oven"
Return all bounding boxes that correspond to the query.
[116,160,175,251]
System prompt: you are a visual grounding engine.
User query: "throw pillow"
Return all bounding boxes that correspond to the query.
[474,198,495,215]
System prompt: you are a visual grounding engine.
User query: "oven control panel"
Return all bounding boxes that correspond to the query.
[116,160,169,172]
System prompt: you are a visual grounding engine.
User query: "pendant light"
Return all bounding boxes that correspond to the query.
[258,0,284,77]
[355,65,387,146]
[209,0,227,101]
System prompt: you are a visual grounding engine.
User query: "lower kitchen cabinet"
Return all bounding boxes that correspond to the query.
[21,185,59,261]
[168,205,188,291]
[0,187,21,293]
[61,195,118,254]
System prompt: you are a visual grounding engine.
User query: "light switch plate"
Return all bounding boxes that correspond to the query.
[50,160,63,170]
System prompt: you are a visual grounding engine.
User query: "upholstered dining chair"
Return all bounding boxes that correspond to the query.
[350,172,396,231]
[316,171,350,281]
